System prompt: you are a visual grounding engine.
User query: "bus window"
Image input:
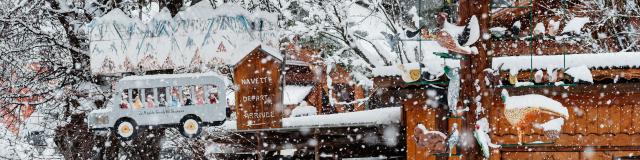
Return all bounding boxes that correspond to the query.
[183,86,194,106]
[145,88,155,108]
[170,87,181,107]
[120,90,129,109]
[195,86,205,105]
[207,85,218,104]
[131,89,142,109]
[157,87,167,107]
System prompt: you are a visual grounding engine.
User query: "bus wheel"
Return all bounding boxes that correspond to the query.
[179,115,202,138]
[114,118,137,141]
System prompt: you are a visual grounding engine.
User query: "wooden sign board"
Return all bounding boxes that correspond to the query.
[234,47,283,130]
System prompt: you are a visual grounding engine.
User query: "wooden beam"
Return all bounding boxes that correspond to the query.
[497,83,640,96]
[498,68,640,82]
[500,145,640,152]
[491,0,533,27]
[458,0,491,159]
[372,76,448,88]
[256,131,263,160]
[314,129,319,160]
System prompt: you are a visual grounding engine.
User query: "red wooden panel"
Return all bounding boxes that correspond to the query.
[619,105,633,134]
[234,48,283,130]
[597,105,610,134]
[633,104,640,134]
[610,105,621,134]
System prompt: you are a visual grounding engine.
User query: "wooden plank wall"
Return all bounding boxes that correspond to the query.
[490,83,640,159]
[403,97,447,160]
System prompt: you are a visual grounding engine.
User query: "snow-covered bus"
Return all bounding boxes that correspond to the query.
[88,73,227,140]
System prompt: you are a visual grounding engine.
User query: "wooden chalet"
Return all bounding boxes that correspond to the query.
[452,0,640,159]
[212,43,400,159]
[281,44,368,115]
[213,0,640,159]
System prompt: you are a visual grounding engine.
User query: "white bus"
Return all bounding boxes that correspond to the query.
[88,73,228,140]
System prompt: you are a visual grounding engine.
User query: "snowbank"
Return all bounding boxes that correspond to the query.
[0,120,62,159]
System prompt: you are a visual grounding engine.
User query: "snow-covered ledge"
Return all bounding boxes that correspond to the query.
[216,107,401,131]
[492,52,640,71]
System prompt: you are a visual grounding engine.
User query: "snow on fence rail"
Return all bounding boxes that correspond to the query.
[217,107,402,131]
[492,52,640,71]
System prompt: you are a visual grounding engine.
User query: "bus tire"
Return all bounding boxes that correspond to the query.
[114,118,137,141]
[179,115,202,138]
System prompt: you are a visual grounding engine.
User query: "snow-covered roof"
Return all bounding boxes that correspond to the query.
[493,52,640,71]
[119,72,225,81]
[228,42,283,66]
[283,85,314,105]
[87,2,281,75]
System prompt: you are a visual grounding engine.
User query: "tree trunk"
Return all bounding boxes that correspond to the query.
[167,0,184,16]
[54,114,95,160]
[48,0,172,158]
[191,0,202,6]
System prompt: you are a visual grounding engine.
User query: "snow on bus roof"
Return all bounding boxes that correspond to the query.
[119,73,225,81]
[493,52,640,71]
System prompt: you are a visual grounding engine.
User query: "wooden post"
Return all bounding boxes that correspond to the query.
[457,0,491,159]
[256,131,263,160]
[314,129,320,160]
